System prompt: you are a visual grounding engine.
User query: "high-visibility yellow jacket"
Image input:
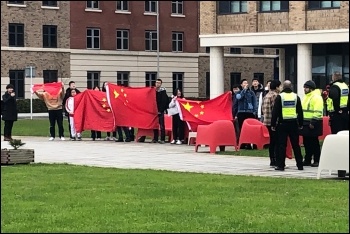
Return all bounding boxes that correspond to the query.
[302,90,323,125]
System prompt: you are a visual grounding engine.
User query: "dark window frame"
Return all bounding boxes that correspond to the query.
[308,1,341,10]
[8,23,24,47]
[259,1,289,13]
[86,1,99,9]
[116,29,129,50]
[254,48,265,55]
[86,28,100,49]
[172,72,184,92]
[217,1,248,15]
[116,1,129,11]
[87,71,100,89]
[42,1,57,7]
[43,70,58,83]
[205,72,210,98]
[145,1,157,13]
[7,1,24,4]
[145,72,157,87]
[230,47,241,54]
[43,25,57,48]
[230,72,241,88]
[145,30,157,51]
[171,1,183,14]
[117,71,130,86]
[172,32,183,52]
[253,73,265,84]
[9,70,25,99]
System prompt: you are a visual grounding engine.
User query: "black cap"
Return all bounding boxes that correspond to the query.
[6,84,14,89]
[304,80,316,89]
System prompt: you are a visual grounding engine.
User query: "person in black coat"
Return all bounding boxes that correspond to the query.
[152,78,169,144]
[2,84,18,141]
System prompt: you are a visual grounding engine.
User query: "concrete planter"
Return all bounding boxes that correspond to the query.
[1,149,35,165]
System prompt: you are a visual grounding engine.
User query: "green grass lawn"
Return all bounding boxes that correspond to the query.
[1,164,348,233]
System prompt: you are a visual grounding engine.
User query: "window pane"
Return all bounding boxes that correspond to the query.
[9,25,15,33]
[152,39,157,50]
[178,33,183,40]
[321,1,332,8]
[94,38,99,48]
[172,41,177,51]
[94,29,99,36]
[271,1,281,10]
[344,55,349,74]
[123,39,128,49]
[152,32,157,39]
[178,41,182,51]
[172,2,176,13]
[123,31,128,38]
[17,34,24,46]
[332,1,340,7]
[261,1,271,11]
[312,56,326,74]
[87,37,92,48]
[327,55,342,78]
[117,30,121,37]
[87,29,92,36]
[117,39,121,49]
[241,1,247,12]
[231,1,240,12]
[145,39,150,50]
[218,1,230,14]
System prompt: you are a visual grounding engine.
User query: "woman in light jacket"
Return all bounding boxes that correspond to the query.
[168,88,185,145]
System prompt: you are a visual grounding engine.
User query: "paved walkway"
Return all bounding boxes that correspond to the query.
[1,136,337,179]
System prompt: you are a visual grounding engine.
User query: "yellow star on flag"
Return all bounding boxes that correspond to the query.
[182,102,194,112]
[113,90,119,99]
[106,108,111,112]
[200,111,204,115]
[200,105,205,109]
[194,114,199,118]
[102,104,106,108]
[102,98,107,102]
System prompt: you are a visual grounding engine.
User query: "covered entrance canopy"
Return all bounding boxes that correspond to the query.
[199,29,349,98]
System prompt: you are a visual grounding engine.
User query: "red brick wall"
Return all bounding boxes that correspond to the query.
[70,1,199,52]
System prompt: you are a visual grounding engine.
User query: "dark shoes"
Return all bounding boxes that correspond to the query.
[151,139,157,143]
[116,138,124,142]
[311,162,319,167]
[297,166,304,170]
[3,137,12,141]
[137,136,146,142]
[275,166,285,171]
[159,141,165,144]
[303,161,312,166]
[270,160,276,167]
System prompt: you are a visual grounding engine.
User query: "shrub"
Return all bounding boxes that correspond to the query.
[16,99,48,113]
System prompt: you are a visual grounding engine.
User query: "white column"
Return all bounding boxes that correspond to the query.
[278,48,285,82]
[209,46,224,99]
[297,43,312,98]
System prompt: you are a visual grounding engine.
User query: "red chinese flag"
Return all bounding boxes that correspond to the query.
[74,90,115,132]
[177,92,233,128]
[31,82,62,97]
[105,83,158,129]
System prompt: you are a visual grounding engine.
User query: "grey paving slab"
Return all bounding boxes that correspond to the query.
[0,136,341,180]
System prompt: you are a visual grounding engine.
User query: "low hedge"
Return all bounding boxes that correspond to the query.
[16,99,48,113]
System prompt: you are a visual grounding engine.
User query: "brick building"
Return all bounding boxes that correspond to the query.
[1,1,70,99]
[200,1,349,98]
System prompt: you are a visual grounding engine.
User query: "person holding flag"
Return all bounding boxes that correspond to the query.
[33,82,65,141]
[65,89,81,141]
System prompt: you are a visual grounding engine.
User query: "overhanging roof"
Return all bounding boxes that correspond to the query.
[200,29,349,47]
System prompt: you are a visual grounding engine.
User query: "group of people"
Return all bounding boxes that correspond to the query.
[232,71,349,175]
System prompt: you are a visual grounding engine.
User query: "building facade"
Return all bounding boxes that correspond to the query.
[200,1,349,98]
[1,1,71,99]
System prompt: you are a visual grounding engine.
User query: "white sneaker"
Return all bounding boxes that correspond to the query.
[60,137,65,141]
[112,137,117,141]
[170,140,176,144]
[176,140,182,145]
[97,138,101,141]
[105,137,110,141]
[49,137,54,141]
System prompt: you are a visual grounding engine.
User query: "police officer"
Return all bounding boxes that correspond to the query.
[326,72,349,178]
[299,80,324,167]
[271,80,304,171]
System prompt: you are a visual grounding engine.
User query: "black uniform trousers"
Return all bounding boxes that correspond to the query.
[153,113,165,141]
[303,136,321,163]
[48,109,64,138]
[117,126,131,140]
[91,131,101,140]
[3,120,14,138]
[276,120,303,168]
[267,126,278,164]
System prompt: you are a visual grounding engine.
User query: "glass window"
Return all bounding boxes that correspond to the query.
[172,1,183,14]
[145,1,157,13]
[172,32,183,52]
[145,31,157,51]
[205,72,210,98]
[86,1,99,9]
[312,56,326,74]
[8,23,24,47]
[43,25,57,48]
[116,29,129,50]
[172,72,184,92]
[218,1,247,14]
[260,1,289,12]
[230,73,241,88]
[117,71,129,86]
[42,1,57,7]
[145,72,157,87]
[43,70,58,83]
[116,1,128,11]
[327,55,342,79]
[86,28,100,49]
[308,1,341,9]
[87,71,100,89]
[9,70,25,99]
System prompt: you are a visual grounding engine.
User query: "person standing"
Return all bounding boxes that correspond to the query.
[262,80,281,167]
[102,82,117,141]
[91,85,102,141]
[299,80,324,167]
[34,83,65,141]
[168,88,185,145]
[326,71,349,178]
[271,80,304,171]
[235,79,257,149]
[258,80,272,122]
[62,81,80,140]
[2,84,18,141]
[65,89,81,141]
[152,78,169,144]
[251,78,264,120]
[232,84,241,145]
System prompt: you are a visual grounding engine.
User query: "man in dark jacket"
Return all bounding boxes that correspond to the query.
[152,78,169,144]
[271,80,304,171]
[2,84,18,141]
[62,81,80,139]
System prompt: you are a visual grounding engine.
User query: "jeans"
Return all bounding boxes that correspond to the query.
[48,109,64,138]
[153,113,165,141]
